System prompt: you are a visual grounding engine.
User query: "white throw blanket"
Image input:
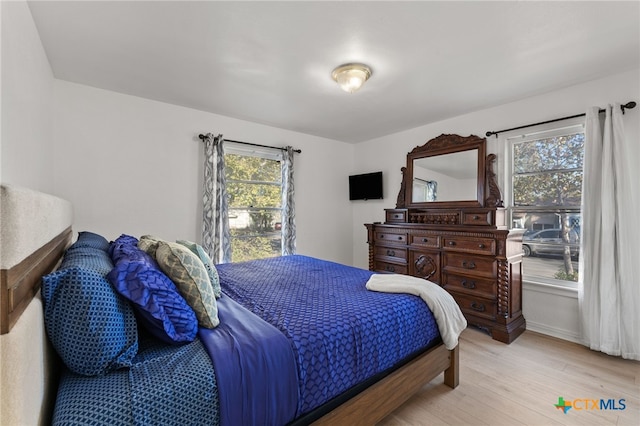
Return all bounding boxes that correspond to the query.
[366,274,467,350]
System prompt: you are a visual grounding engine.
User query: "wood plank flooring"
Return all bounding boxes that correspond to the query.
[378,328,639,426]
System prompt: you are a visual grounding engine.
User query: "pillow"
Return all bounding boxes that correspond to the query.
[108,235,198,344]
[155,241,219,329]
[60,245,113,275]
[176,240,221,298]
[72,231,111,251]
[58,231,113,274]
[42,267,139,376]
[138,234,163,257]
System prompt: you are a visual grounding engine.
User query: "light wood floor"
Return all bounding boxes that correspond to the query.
[378,328,640,426]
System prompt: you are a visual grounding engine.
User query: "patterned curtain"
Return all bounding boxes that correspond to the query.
[202,133,231,263]
[281,146,296,255]
[426,180,437,202]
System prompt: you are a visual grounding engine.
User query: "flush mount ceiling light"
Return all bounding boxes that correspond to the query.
[331,63,372,93]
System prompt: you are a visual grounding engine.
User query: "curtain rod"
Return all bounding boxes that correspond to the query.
[198,134,301,154]
[485,101,637,138]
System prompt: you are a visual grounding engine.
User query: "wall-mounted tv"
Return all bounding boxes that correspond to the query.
[349,171,383,201]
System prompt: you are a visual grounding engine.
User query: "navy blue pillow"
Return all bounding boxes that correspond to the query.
[60,246,113,275]
[42,267,139,376]
[72,231,111,251]
[59,231,113,275]
[107,235,198,344]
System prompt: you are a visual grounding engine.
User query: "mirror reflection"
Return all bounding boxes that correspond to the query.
[412,149,478,202]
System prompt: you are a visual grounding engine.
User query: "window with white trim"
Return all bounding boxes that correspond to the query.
[225,144,284,262]
[506,124,584,285]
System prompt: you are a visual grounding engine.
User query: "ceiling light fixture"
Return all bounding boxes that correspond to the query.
[331,63,372,93]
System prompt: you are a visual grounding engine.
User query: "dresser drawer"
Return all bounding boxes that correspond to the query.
[373,246,407,262]
[410,251,440,282]
[442,236,496,255]
[462,211,492,226]
[451,293,497,321]
[373,260,408,275]
[385,209,407,223]
[443,273,496,300]
[375,231,407,244]
[443,253,496,278]
[409,233,441,248]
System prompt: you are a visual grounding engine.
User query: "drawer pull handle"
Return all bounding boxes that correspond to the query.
[386,249,395,257]
[478,244,485,249]
[461,280,476,289]
[398,236,403,240]
[394,214,400,218]
[380,235,384,238]
[422,238,428,243]
[385,265,395,272]
[448,241,456,246]
[472,215,479,220]
[470,302,485,312]
[462,261,476,269]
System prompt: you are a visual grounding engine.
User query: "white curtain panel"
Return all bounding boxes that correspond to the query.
[579,104,639,360]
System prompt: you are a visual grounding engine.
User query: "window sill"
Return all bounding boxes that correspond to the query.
[523,278,579,298]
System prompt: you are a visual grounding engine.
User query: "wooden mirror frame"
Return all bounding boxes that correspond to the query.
[396,134,502,209]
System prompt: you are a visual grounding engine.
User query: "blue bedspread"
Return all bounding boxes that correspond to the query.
[216,255,441,416]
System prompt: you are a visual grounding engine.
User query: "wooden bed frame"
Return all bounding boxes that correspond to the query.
[1,228,72,335]
[1,227,459,425]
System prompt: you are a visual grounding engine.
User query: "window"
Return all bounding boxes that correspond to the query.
[225,144,284,262]
[507,124,584,285]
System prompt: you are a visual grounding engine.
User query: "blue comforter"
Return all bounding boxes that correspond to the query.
[216,255,440,416]
[53,255,441,425]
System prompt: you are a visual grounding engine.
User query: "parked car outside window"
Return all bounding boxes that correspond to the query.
[522,228,580,259]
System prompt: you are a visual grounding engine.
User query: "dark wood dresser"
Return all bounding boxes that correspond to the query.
[365,134,526,343]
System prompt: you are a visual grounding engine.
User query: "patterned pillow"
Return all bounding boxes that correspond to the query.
[108,235,198,344]
[155,241,219,329]
[72,231,111,251]
[42,267,139,376]
[138,234,163,258]
[58,231,113,274]
[60,245,113,275]
[176,240,222,298]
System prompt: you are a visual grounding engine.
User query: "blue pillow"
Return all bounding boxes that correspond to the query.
[73,231,111,251]
[107,235,198,344]
[60,246,113,275]
[58,231,113,274]
[42,267,139,376]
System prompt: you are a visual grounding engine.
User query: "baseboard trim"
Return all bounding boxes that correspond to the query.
[525,320,581,344]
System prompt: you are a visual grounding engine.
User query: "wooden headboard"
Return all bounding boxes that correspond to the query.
[0,184,73,425]
[1,228,72,334]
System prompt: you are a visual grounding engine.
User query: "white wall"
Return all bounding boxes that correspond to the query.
[0,0,55,192]
[52,80,355,264]
[353,68,640,341]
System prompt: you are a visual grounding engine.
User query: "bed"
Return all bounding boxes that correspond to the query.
[0,184,463,426]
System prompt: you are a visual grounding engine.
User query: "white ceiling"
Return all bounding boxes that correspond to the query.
[28,1,640,143]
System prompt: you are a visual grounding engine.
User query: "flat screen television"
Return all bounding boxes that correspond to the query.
[349,171,383,201]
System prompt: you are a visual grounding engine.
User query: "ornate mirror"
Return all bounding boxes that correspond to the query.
[396,134,502,209]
